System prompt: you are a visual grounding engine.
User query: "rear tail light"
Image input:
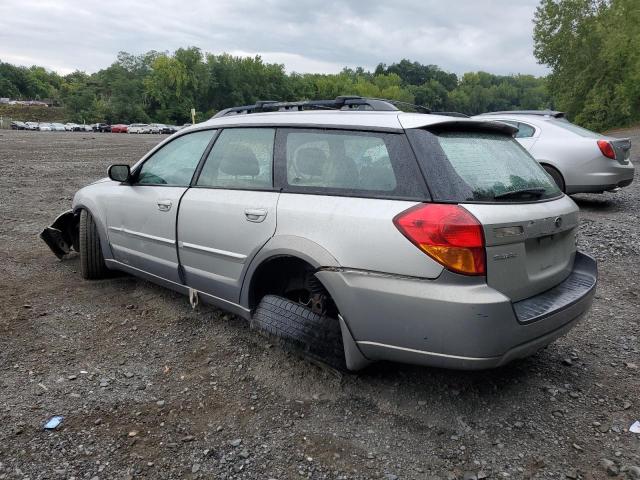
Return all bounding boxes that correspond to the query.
[597,140,616,160]
[393,203,485,276]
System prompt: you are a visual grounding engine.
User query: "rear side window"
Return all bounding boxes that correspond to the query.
[197,128,275,189]
[406,129,561,202]
[494,120,535,138]
[276,129,427,199]
[516,122,536,138]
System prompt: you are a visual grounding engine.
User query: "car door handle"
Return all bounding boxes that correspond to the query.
[157,200,172,212]
[244,208,267,222]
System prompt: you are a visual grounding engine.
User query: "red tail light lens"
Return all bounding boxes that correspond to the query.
[393,203,485,276]
[597,140,616,160]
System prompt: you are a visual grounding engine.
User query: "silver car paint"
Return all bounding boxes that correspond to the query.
[106,184,186,283]
[317,253,596,369]
[463,195,579,301]
[473,114,635,194]
[177,188,279,302]
[67,110,597,369]
[274,193,445,279]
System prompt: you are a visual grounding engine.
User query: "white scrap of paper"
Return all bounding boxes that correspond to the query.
[630,421,640,434]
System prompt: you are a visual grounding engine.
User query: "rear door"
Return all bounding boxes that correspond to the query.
[178,128,278,302]
[106,129,216,282]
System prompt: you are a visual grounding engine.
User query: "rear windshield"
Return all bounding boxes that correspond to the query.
[406,129,561,203]
[551,119,600,138]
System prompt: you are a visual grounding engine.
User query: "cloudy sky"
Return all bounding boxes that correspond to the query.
[0,0,547,76]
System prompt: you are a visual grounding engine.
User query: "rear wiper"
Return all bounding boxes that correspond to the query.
[493,187,546,199]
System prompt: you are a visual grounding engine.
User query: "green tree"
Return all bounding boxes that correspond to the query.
[534,0,640,130]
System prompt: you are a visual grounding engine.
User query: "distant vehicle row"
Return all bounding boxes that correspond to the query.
[10,121,190,134]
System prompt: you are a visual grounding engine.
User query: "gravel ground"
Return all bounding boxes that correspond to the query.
[0,129,638,480]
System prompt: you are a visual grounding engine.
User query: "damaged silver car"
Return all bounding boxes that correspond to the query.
[42,97,597,371]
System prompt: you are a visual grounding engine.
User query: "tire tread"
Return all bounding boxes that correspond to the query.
[252,295,346,370]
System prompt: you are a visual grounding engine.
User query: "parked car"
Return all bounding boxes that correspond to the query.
[110,124,129,133]
[50,123,67,132]
[128,123,149,134]
[149,123,165,134]
[64,123,78,131]
[37,123,52,131]
[79,124,93,132]
[161,125,178,134]
[24,121,39,131]
[93,123,111,133]
[473,111,634,194]
[10,121,26,130]
[41,97,597,371]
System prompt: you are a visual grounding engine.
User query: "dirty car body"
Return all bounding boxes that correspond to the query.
[42,99,597,371]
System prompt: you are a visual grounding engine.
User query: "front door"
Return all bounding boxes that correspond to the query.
[106,129,216,283]
[177,128,278,302]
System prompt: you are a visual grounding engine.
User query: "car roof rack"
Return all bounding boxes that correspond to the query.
[212,96,433,118]
[481,110,565,118]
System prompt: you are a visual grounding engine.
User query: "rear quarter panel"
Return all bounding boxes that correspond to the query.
[275,193,444,278]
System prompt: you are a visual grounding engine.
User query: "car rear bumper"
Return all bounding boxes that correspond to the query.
[566,161,634,193]
[317,252,597,370]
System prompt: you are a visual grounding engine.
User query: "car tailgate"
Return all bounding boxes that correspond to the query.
[463,195,579,302]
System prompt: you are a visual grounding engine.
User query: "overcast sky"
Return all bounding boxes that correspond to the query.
[0,0,547,77]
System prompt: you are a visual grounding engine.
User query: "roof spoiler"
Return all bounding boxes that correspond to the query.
[422,119,518,136]
[482,110,565,118]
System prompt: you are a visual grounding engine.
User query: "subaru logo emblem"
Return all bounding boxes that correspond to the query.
[554,217,563,228]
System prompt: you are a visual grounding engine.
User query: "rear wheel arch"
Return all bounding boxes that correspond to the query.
[240,236,340,309]
[245,254,332,312]
[539,162,566,193]
[246,252,360,370]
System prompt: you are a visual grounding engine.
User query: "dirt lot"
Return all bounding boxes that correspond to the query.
[0,129,638,480]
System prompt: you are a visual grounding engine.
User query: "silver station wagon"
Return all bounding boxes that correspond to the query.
[41,97,597,371]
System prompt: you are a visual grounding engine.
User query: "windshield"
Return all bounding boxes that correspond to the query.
[403,128,561,203]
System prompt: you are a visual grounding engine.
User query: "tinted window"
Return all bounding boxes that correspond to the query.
[285,131,397,191]
[516,122,535,138]
[492,120,535,138]
[197,128,275,189]
[435,131,560,201]
[137,130,214,186]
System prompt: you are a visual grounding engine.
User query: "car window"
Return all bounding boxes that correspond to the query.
[551,119,601,138]
[136,130,215,186]
[433,131,559,201]
[285,131,397,191]
[197,128,275,189]
[516,122,535,138]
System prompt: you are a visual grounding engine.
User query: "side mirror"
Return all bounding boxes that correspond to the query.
[108,164,131,183]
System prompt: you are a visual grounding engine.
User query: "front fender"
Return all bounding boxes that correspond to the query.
[73,187,114,261]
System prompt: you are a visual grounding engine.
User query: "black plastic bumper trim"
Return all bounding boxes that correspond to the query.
[513,252,597,323]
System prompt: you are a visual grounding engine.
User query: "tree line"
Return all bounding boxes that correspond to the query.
[534,0,640,131]
[2,0,638,131]
[0,52,550,125]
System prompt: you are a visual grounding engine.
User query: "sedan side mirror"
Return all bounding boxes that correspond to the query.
[108,164,131,183]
